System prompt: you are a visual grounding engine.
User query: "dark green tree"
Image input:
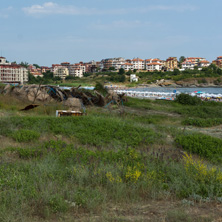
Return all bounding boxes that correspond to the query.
[118,68,125,75]
[20,61,29,68]
[33,64,41,69]
[109,67,115,71]
[179,56,186,63]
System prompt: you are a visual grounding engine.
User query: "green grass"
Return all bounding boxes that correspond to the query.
[175,133,222,163]
[1,94,222,221]
[183,118,222,127]
[1,115,161,148]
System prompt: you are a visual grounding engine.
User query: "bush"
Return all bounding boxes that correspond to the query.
[175,133,222,163]
[11,129,40,142]
[175,93,202,105]
[183,118,222,127]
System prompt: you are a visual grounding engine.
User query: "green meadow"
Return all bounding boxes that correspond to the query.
[0,93,222,221]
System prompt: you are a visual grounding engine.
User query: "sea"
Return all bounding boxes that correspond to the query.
[127,87,222,94]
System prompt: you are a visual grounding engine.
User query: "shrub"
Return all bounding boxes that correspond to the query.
[182,118,222,127]
[175,93,202,105]
[175,133,222,163]
[11,129,40,142]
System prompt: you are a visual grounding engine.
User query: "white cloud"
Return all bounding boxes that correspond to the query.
[0,7,13,18]
[23,2,98,15]
[90,20,158,31]
[22,2,197,16]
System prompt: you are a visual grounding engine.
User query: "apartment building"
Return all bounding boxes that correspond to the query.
[198,60,210,68]
[100,58,113,70]
[100,58,125,70]
[28,65,43,78]
[84,61,100,73]
[0,57,28,84]
[181,58,210,70]
[165,57,178,71]
[131,58,145,70]
[41,66,50,73]
[181,60,195,70]
[145,59,163,72]
[51,64,61,73]
[212,56,222,68]
[185,57,206,66]
[121,62,134,71]
[53,66,69,79]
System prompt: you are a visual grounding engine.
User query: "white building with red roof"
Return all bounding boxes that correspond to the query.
[198,60,210,68]
[181,60,196,70]
[0,57,28,84]
[145,58,163,71]
[131,58,145,70]
[121,62,134,71]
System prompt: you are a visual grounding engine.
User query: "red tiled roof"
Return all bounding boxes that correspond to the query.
[0,64,22,68]
[199,60,209,63]
[125,63,133,66]
[132,58,144,62]
[147,63,161,65]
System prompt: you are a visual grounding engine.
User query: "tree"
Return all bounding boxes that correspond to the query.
[126,70,133,75]
[28,72,37,84]
[179,56,186,63]
[172,69,180,76]
[43,70,53,79]
[118,68,125,75]
[33,64,41,69]
[20,61,29,68]
[109,67,115,71]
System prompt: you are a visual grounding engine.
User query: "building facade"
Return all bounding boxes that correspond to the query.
[131,58,145,70]
[53,66,69,79]
[0,57,28,84]
[145,59,163,71]
[212,56,222,68]
[165,57,178,71]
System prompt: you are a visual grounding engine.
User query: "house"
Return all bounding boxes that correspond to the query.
[165,57,178,71]
[53,66,69,79]
[181,60,195,70]
[145,59,163,71]
[28,65,43,78]
[69,63,85,78]
[185,57,206,66]
[121,63,134,71]
[131,58,145,70]
[0,57,28,84]
[198,60,210,68]
[130,74,138,82]
[212,56,222,68]
[100,58,125,70]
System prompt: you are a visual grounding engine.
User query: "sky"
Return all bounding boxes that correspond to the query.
[1,0,222,66]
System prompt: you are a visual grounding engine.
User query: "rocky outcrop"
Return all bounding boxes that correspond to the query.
[152,77,222,88]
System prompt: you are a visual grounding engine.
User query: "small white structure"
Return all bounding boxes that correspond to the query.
[130,74,138,82]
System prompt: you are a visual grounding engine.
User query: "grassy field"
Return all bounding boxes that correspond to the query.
[0,94,222,221]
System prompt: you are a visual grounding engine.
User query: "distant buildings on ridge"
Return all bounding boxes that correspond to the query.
[0,55,221,84]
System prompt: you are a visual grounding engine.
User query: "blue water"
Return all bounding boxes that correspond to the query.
[128,87,222,94]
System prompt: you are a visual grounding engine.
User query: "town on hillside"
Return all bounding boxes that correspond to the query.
[0,56,222,84]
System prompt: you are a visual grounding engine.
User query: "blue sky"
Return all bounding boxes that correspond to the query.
[1,0,221,66]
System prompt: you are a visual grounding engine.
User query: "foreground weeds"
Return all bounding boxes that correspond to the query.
[0,140,222,220]
[1,95,222,221]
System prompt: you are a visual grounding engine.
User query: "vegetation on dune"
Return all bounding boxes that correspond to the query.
[0,94,222,221]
